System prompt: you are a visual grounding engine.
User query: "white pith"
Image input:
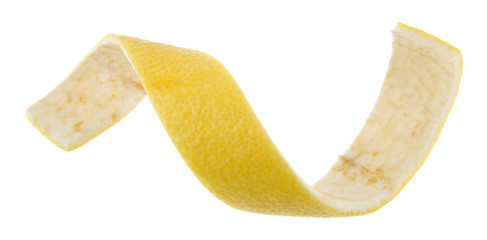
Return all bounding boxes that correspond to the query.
[312,25,461,212]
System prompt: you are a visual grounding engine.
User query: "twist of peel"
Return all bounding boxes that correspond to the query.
[26,23,462,217]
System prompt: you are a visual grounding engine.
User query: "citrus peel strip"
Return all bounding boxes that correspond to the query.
[26,23,462,217]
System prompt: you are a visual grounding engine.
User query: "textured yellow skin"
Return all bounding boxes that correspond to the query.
[26,23,462,217]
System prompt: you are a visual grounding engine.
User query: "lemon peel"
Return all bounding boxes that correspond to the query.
[26,23,462,217]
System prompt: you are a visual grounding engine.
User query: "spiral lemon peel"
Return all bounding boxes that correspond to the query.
[26,23,462,217]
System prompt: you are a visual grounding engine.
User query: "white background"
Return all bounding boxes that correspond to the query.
[1,0,486,239]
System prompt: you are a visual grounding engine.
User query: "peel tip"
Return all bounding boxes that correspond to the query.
[394,22,462,61]
[25,108,72,152]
